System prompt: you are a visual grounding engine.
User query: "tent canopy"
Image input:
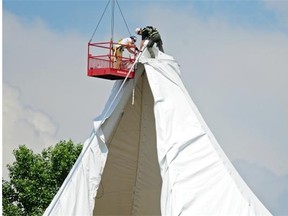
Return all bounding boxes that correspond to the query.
[44,48,271,216]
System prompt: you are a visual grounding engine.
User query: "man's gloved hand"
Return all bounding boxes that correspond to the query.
[135,47,141,53]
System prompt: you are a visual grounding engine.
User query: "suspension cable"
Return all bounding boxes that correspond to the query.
[116,0,132,36]
[111,0,115,41]
[89,0,111,42]
[89,0,132,42]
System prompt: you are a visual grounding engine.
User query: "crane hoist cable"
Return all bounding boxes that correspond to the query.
[89,0,132,43]
[111,0,115,40]
[89,0,111,43]
[115,0,132,36]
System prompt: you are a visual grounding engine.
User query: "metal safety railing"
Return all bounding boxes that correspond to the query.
[88,41,137,73]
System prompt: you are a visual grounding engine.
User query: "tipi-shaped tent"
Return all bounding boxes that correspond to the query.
[44,48,272,216]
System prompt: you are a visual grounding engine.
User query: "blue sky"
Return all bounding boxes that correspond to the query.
[4,0,286,35]
[3,0,288,215]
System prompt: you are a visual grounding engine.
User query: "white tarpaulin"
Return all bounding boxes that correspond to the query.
[44,47,272,216]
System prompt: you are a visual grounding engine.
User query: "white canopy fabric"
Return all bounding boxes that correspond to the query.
[44,48,271,216]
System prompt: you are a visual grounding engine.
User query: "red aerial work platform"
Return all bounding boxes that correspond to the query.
[87,41,137,80]
[87,0,138,80]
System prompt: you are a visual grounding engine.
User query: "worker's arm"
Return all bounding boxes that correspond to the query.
[126,47,135,55]
[140,40,145,50]
[126,43,140,54]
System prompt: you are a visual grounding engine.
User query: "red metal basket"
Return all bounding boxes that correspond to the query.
[87,41,136,80]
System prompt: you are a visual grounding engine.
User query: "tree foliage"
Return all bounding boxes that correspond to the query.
[2,140,83,216]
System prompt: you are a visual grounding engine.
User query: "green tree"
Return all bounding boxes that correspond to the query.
[2,140,83,216]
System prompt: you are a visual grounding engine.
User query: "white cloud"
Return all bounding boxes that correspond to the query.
[3,83,58,179]
[3,10,113,140]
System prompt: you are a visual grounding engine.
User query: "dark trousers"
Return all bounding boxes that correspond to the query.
[147,33,164,58]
